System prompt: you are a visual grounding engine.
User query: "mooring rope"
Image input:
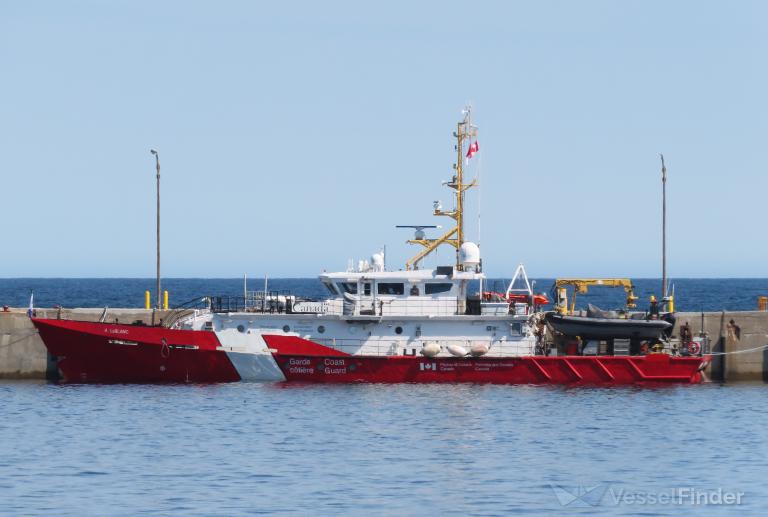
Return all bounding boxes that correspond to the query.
[0,330,39,349]
[705,342,768,356]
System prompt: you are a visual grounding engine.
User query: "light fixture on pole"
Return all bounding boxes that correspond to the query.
[660,153,667,300]
[150,149,161,310]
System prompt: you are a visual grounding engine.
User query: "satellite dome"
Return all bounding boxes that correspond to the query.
[459,242,481,270]
[371,252,385,272]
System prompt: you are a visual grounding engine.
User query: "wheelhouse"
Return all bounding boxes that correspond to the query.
[318,267,482,317]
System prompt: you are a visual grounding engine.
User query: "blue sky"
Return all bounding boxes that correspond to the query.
[1,1,766,278]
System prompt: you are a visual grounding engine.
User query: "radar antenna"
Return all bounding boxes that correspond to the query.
[395,225,441,241]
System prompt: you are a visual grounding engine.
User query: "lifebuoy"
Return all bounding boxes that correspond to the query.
[687,341,701,355]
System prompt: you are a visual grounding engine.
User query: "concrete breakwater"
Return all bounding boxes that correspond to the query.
[674,311,768,382]
[1,309,767,381]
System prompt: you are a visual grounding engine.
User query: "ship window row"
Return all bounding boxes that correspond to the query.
[326,281,454,297]
[424,283,452,294]
[377,283,404,295]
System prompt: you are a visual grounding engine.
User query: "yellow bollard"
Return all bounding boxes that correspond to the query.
[145,290,151,310]
[163,291,169,310]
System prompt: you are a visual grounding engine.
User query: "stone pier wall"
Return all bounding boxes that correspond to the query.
[2,308,767,381]
[676,311,768,382]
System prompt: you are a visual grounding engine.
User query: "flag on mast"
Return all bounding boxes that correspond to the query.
[466,141,479,160]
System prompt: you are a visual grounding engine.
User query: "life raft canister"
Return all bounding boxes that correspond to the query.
[686,341,701,355]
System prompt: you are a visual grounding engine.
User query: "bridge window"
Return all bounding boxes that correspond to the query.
[377,283,404,295]
[425,283,453,295]
[338,282,358,294]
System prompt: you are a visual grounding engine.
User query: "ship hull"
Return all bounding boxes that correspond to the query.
[33,319,708,385]
[271,354,706,384]
[33,318,241,383]
[264,335,708,385]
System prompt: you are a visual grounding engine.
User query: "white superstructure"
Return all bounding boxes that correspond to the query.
[168,107,544,379]
[176,263,538,362]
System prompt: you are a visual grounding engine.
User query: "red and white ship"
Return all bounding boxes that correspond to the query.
[33,108,709,385]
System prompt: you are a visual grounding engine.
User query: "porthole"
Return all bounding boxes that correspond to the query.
[318,325,326,334]
[236,325,245,333]
[395,326,403,335]
[283,325,290,333]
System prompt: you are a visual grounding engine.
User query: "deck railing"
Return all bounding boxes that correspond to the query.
[321,297,463,317]
[311,337,536,357]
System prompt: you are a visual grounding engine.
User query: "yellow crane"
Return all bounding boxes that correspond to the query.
[554,279,639,315]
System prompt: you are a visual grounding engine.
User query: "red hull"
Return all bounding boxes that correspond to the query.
[32,319,708,385]
[33,318,240,383]
[264,335,708,385]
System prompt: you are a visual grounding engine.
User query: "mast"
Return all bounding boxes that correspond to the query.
[404,108,477,270]
[660,153,667,299]
[455,112,466,268]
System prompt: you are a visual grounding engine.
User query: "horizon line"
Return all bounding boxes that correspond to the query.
[2,276,768,281]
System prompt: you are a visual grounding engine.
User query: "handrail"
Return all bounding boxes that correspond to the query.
[306,337,533,358]
[209,293,302,314]
[163,296,211,328]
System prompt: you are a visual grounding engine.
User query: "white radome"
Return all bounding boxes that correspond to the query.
[371,252,385,272]
[460,242,481,269]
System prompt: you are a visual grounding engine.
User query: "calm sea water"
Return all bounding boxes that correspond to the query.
[2,279,768,515]
[1,382,767,515]
[2,277,768,312]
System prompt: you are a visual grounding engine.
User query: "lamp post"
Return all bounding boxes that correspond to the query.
[150,149,161,310]
[660,153,667,300]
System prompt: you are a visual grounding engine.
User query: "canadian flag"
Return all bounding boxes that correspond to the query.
[466,141,479,160]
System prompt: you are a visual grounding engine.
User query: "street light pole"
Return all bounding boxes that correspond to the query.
[151,149,161,310]
[660,153,667,300]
